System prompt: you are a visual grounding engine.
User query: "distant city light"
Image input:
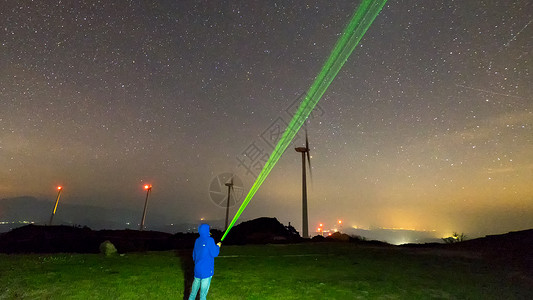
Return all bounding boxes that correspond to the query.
[0,221,34,225]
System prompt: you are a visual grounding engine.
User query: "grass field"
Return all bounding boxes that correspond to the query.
[0,243,531,299]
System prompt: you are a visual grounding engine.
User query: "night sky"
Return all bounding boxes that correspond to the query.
[1,1,532,239]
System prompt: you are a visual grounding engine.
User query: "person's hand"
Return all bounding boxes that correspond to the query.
[216,242,222,247]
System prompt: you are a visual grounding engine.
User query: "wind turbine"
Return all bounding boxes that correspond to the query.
[140,184,152,231]
[49,186,63,226]
[295,128,312,238]
[224,176,235,231]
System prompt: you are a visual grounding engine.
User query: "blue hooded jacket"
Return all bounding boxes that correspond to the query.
[192,224,220,279]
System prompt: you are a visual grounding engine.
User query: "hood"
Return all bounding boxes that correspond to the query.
[198,223,210,237]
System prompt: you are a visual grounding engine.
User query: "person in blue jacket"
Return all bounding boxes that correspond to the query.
[188,223,221,300]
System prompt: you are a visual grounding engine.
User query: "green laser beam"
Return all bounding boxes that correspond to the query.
[222,0,388,241]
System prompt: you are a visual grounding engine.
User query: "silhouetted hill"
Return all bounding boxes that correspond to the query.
[402,229,533,255]
[0,217,303,253]
[448,229,533,252]
[0,224,96,253]
[0,224,199,253]
[449,229,533,274]
[401,229,533,276]
[222,217,301,245]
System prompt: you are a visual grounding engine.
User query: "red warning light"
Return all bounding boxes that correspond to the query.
[144,184,152,190]
[57,186,62,190]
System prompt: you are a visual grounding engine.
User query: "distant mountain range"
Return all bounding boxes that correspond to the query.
[0,196,192,233]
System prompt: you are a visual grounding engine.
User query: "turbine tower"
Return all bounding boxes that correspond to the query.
[295,129,312,238]
[140,184,152,231]
[224,177,235,231]
[49,186,63,226]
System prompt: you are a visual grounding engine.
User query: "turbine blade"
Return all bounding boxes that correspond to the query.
[305,127,312,178]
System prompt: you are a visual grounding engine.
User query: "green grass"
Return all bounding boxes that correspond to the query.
[0,243,531,299]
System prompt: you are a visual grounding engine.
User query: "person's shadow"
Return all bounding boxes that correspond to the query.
[177,249,194,300]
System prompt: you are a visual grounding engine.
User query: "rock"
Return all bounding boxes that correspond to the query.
[99,240,117,256]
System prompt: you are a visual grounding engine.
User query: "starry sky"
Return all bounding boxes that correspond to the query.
[1,1,532,238]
